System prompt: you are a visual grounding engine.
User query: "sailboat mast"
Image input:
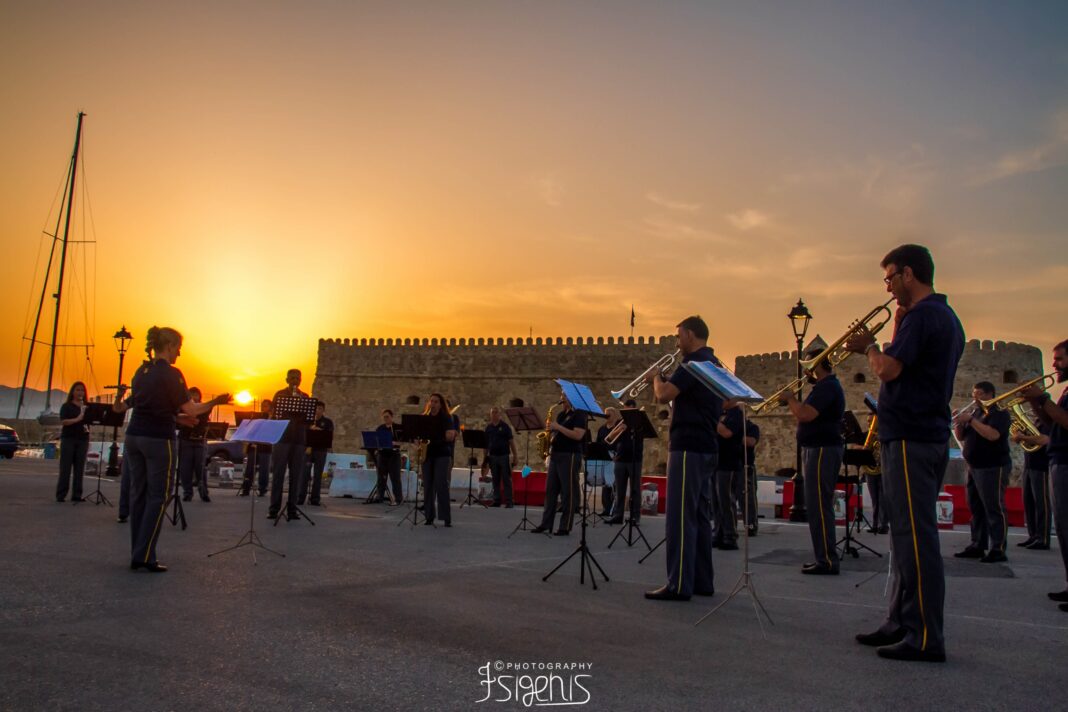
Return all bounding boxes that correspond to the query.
[43,111,85,414]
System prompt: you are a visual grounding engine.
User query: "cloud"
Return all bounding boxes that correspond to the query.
[726,209,771,231]
[640,215,734,245]
[645,192,701,212]
[969,109,1068,185]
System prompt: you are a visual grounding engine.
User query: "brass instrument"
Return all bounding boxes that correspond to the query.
[603,410,632,446]
[536,403,559,459]
[978,372,1057,415]
[751,298,894,415]
[1008,402,1045,453]
[610,349,681,403]
[860,415,880,476]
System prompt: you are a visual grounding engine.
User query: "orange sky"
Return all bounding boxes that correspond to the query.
[2,3,1066,409]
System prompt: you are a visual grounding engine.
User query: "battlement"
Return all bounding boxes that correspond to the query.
[320,335,674,347]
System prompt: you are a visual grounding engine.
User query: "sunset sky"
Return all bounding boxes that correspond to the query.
[1,1,1066,407]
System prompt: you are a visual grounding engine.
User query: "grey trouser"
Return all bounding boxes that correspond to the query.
[867,474,889,528]
[878,439,949,655]
[489,454,513,504]
[713,469,739,545]
[613,461,641,522]
[540,452,580,531]
[1022,467,1051,546]
[422,455,452,523]
[665,451,716,597]
[1051,463,1068,586]
[300,448,327,504]
[57,438,88,500]
[125,434,175,566]
[376,450,404,502]
[178,440,207,499]
[270,442,305,515]
[803,445,843,569]
[966,464,1009,553]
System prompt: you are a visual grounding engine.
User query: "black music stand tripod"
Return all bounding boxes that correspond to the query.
[460,428,488,508]
[398,414,443,528]
[837,448,882,560]
[82,403,123,507]
[543,439,611,589]
[505,406,545,537]
[361,430,393,505]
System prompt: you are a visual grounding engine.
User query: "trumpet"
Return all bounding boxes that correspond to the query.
[611,350,681,403]
[978,372,1057,415]
[751,298,894,415]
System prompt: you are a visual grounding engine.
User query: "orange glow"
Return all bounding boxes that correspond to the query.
[233,390,254,407]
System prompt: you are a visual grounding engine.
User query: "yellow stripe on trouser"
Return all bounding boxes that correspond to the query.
[145,440,173,563]
[815,448,831,566]
[565,454,576,531]
[901,441,929,651]
[678,452,687,590]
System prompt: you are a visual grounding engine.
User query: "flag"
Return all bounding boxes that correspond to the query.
[630,305,636,328]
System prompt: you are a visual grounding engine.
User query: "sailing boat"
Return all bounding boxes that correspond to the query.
[16,112,94,424]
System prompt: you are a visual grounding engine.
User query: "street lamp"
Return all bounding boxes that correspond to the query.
[787,300,812,522]
[105,326,132,477]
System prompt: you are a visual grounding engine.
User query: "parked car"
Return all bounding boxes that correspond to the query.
[0,424,20,458]
[205,426,245,465]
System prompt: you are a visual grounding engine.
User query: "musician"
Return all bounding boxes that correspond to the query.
[422,393,458,526]
[1021,339,1068,611]
[113,326,228,572]
[713,399,746,551]
[56,381,90,503]
[1012,411,1050,550]
[484,406,518,507]
[608,399,645,525]
[645,315,721,602]
[176,387,210,503]
[239,399,272,497]
[845,244,964,662]
[781,354,845,574]
[269,370,311,521]
[595,407,621,517]
[532,392,588,536]
[953,381,1012,563]
[375,409,404,504]
[736,418,760,536]
[299,401,333,506]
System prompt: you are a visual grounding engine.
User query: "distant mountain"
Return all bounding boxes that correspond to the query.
[0,386,68,418]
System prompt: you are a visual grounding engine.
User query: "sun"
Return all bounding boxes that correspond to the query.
[233,390,255,407]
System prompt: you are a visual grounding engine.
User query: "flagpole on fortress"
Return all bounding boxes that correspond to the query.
[630,305,635,340]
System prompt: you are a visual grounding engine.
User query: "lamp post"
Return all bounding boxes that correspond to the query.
[787,300,812,522]
[105,326,132,477]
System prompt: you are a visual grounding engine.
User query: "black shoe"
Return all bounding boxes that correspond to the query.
[182,494,192,502]
[856,628,906,647]
[490,502,502,508]
[70,497,84,503]
[802,564,839,575]
[308,500,321,506]
[131,561,168,573]
[531,526,549,534]
[747,526,758,536]
[444,522,452,528]
[239,491,250,497]
[505,503,514,509]
[116,516,128,523]
[876,641,945,663]
[1025,541,1050,550]
[267,511,278,520]
[606,517,624,525]
[1060,603,1068,613]
[866,526,878,534]
[719,542,739,551]
[1048,589,1068,602]
[694,588,715,597]
[554,529,570,536]
[286,510,300,521]
[980,551,1007,563]
[424,520,434,526]
[877,525,889,534]
[201,496,211,503]
[954,546,985,559]
[56,497,66,502]
[1017,538,1037,548]
[645,585,690,602]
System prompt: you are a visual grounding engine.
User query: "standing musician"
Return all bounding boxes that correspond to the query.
[953,381,1012,563]
[422,393,458,526]
[845,244,964,662]
[1013,411,1050,550]
[713,399,745,551]
[299,401,333,507]
[177,387,211,503]
[736,417,760,536]
[595,407,621,517]
[374,409,404,505]
[56,381,90,503]
[781,354,846,574]
[484,406,518,508]
[531,391,588,536]
[607,399,645,525]
[239,399,272,497]
[1021,339,1068,611]
[269,369,311,521]
[645,315,721,602]
[113,327,228,573]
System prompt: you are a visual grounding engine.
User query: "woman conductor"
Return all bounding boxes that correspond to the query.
[114,327,228,572]
[56,381,91,503]
[422,393,458,527]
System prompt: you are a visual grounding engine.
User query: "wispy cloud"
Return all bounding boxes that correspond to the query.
[646,191,701,212]
[640,215,734,245]
[726,208,771,231]
[969,109,1068,185]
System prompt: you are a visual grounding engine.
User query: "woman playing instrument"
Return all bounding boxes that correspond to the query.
[422,393,458,527]
[56,381,90,503]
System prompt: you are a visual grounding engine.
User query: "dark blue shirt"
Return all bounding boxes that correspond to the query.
[1024,421,1049,472]
[485,421,513,457]
[308,416,333,452]
[961,408,1011,469]
[745,420,760,470]
[877,293,965,443]
[60,401,90,441]
[798,374,845,447]
[668,346,723,453]
[551,408,588,455]
[716,407,746,471]
[1048,388,1068,465]
[125,359,190,439]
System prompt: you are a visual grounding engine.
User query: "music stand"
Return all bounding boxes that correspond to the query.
[505,406,545,536]
[397,414,445,528]
[82,403,124,506]
[460,429,489,508]
[234,411,267,496]
[271,396,318,527]
[837,447,882,560]
[680,361,772,635]
[543,380,610,590]
[208,418,288,564]
[608,408,656,551]
[361,430,394,505]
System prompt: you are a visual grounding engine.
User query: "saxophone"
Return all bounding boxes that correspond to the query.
[860,415,880,476]
[536,403,558,459]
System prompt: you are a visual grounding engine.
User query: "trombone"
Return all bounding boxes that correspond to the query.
[751,298,895,415]
[610,349,681,403]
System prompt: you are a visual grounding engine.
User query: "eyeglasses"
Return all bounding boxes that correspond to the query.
[883,271,901,286]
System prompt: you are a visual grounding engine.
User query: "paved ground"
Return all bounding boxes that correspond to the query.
[1,458,1065,712]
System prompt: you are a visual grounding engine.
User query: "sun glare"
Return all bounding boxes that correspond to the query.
[234,390,254,406]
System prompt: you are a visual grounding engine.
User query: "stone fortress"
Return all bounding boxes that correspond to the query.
[312,335,1044,481]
